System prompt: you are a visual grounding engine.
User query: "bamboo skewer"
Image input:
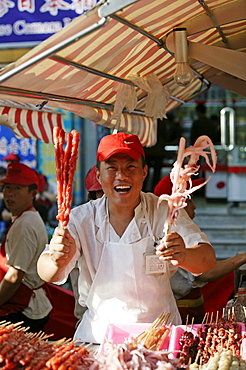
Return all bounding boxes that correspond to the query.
[136,311,171,344]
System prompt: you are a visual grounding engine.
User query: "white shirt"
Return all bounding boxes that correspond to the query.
[56,192,211,307]
[170,268,207,300]
[6,211,52,319]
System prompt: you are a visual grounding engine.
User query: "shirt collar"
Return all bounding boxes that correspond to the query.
[95,195,144,243]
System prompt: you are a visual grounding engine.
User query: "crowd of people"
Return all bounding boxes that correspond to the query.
[0,129,245,344]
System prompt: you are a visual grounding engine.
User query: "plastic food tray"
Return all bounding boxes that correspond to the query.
[100,322,172,353]
[242,335,246,360]
[100,322,246,359]
[168,323,246,360]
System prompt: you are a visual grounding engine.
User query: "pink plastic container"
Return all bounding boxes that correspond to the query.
[241,330,246,360]
[99,322,245,358]
[168,323,246,359]
[100,322,172,353]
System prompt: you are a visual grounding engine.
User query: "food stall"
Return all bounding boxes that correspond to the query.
[0,312,245,368]
[0,0,245,367]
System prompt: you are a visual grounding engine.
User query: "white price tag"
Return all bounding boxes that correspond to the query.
[144,253,166,275]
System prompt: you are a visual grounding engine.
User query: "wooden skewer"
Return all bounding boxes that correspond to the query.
[169,313,176,325]
[194,349,201,364]
[209,311,213,325]
[190,316,194,332]
[215,310,219,324]
[222,307,225,318]
[201,312,207,325]
[136,311,170,342]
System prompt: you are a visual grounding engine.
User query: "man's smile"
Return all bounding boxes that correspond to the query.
[114,185,132,193]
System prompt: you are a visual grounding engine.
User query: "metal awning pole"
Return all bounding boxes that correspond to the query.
[0,17,108,84]
[0,84,189,105]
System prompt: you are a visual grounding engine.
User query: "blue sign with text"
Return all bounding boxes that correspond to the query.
[0,0,99,48]
[0,126,36,169]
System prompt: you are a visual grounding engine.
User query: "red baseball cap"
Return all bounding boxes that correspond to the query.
[154,175,205,197]
[0,163,39,187]
[3,153,20,162]
[85,165,102,191]
[38,174,47,192]
[96,132,145,161]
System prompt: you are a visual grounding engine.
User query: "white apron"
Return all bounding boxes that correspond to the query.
[74,210,181,344]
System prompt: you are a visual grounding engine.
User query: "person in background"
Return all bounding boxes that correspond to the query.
[35,173,59,236]
[35,173,58,225]
[3,153,20,164]
[154,174,246,323]
[190,103,219,145]
[0,167,6,199]
[0,163,52,332]
[37,132,216,344]
[36,173,57,205]
[210,114,221,145]
[85,165,104,201]
[0,170,54,235]
[143,113,182,192]
[0,154,21,238]
[0,167,11,242]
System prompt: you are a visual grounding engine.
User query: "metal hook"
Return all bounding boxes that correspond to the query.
[36,100,48,110]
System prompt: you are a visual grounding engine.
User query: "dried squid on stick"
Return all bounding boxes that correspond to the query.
[158,135,217,235]
[53,127,80,228]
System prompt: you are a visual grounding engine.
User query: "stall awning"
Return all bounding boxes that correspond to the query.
[0,0,245,146]
[0,99,64,143]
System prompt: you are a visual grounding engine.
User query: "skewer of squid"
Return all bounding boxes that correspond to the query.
[158,135,217,236]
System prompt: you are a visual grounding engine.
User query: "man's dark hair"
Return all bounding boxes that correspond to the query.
[28,184,38,204]
[28,184,38,191]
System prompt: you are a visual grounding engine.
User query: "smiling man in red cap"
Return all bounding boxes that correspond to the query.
[0,163,52,332]
[38,132,216,344]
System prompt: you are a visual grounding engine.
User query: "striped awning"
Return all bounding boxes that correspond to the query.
[0,0,245,146]
[0,99,64,143]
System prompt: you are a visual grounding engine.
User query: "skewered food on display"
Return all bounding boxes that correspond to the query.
[0,315,245,369]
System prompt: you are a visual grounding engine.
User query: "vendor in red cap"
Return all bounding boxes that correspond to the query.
[3,153,20,163]
[37,132,216,344]
[154,174,246,323]
[0,163,52,332]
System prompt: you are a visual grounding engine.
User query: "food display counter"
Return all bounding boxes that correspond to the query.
[0,318,245,369]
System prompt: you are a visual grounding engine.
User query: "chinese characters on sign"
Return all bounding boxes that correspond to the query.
[0,126,37,168]
[0,0,99,47]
